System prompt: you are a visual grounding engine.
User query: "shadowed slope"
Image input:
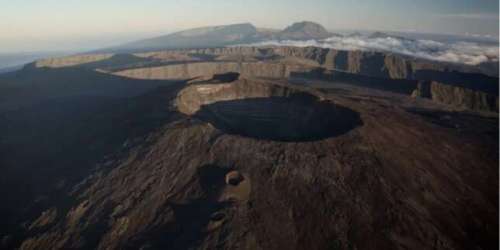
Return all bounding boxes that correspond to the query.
[0,66,183,112]
[0,68,187,248]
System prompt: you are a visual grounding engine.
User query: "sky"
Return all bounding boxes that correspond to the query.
[0,0,498,53]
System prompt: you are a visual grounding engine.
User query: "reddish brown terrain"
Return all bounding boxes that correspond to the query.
[0,46,498,250]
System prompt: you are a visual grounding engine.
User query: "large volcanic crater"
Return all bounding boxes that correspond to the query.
[175,75,363,142]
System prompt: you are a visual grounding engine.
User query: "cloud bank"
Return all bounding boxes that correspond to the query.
[239,36,499,66]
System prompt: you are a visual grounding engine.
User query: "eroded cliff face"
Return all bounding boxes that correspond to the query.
[169,47,495,78]
[113,62,313,80]
[175,78,309,115]
[34,54,114,68]
[413,81,499,112]
[32,47,496,81]
[30,46,498,112]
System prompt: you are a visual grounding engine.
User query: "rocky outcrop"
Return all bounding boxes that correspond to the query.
[34,54,113,68]
[113,61,314,80]
[175,78,311,115]
[413,81,499,112]
[291,68,419,95]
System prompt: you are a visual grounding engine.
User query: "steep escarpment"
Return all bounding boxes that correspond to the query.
[31,46,498,112]
[113,61,314,80]
[249,46,498,80]
[412,81,499,112]
[293,68,499,112]
[34,54,114,68]
[175,78,310,115]
[291,68,419,95]
[33,46,496,79]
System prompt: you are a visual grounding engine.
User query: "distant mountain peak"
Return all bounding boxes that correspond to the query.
[283,21,328,33]
[280,21,332,40]
[105,21,339,53]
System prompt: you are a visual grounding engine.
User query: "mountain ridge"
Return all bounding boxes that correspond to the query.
[279,21,334,40]
[112,23,259,52]
[105,21,337,53]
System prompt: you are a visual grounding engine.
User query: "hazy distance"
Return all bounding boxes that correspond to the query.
[1,0,498,53]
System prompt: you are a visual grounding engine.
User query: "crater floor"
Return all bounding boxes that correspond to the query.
[195,96,362,141]
[176,76,362,141]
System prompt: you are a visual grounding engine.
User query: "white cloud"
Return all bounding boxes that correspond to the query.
[237,36,499,65]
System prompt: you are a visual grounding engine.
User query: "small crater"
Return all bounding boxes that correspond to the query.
[210,212,226,222]
[225,171,244,186]
[220,171,251,202]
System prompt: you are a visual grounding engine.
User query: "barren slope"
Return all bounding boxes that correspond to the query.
[10,76,498,250]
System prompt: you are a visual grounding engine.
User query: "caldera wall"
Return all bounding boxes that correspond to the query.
[413,81,499,112]
[113,62,313,80]
[34,54,114,68]
[175,79,310,115]
[31,46,499,112]
[175,78,362,141]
